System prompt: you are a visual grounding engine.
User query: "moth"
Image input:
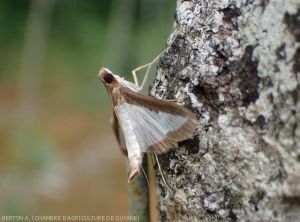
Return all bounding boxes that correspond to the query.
[98,67,199,183]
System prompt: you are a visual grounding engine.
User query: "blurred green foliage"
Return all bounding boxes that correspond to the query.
[0,0,175,217]
[0,0,175,108]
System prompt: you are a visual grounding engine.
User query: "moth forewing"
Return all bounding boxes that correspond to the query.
[120,87,200,144]
[115,103,144,180]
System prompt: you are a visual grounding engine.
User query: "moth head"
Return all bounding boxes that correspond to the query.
[98,68,116,85]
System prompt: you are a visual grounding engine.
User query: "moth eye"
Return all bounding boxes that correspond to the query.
[103,72,113,84]
[99,68,114,84]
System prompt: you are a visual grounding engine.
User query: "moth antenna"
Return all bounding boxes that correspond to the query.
[155,154,173,193]
[140,164,150,187]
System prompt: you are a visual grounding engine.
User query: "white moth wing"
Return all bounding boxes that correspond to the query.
[115,102,191,161]
[115,102,190,180]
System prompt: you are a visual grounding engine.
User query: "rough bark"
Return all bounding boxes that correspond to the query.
[152,0,300,221]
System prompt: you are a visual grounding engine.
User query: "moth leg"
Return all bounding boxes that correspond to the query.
[131,44,173,95]
[131,62,152,87]
[154,153,173,193]
[141,42,176,92]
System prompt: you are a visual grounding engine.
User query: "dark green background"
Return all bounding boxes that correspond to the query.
[0,0,175,216]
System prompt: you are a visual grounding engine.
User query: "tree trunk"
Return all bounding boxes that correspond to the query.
[152,0,300,221]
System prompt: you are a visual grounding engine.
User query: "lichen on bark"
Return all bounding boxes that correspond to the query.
[151,0,300,221]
